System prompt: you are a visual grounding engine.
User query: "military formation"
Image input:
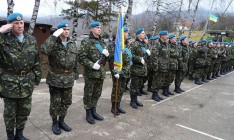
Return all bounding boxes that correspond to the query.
[0,13,234,140]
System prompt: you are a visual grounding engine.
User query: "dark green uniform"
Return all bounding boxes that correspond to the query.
[195,44,207,84]
[188,44,197,80]
[0,31,41,131]
[78,32,107,110]
[41,35,79,118]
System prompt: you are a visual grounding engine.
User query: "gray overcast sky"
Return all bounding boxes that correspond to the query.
[0,0,233,18]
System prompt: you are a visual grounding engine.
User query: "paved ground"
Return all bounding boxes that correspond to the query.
[1,72,234,140]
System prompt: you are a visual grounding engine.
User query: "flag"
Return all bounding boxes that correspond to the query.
[114,8,124,73]
[209,14,218,22]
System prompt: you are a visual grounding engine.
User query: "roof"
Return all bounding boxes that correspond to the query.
[207,30,234,38]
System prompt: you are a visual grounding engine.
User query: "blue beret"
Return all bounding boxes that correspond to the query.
[180,36,187,41]
[123,26,128,32]
[150,36,159,40]
[177,42,181,45]
[207,40,213,43]
[159,30,168,35]
[57,21,69,29]
[136,28,144,35]
[213,42,217,44]
[199,39,207,43]
[7,13,23,22]
[168,34,176,39]
[89,21,101,28]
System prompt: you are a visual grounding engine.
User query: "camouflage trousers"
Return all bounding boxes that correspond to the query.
[49,86,72,118]
[3,96,32,131]
[130,76,144,95]
[188,60,195,75]
[195,68,204,79]
[147,69,154,89]
[83,77,104,109]
[168,70,176,84]
[175,70,186,86]
[208,63,215,75]
[111,76,127,103]
[214,62,221,73]
[151,71,170,90]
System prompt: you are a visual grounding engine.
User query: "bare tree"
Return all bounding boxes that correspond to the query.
[124,0,133,26]
[7,0,14,16]
[151,0,161,35]
[28,0,41,35]
[188,0,200,39]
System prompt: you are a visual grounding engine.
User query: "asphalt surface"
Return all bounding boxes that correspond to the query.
[0,72,234,140]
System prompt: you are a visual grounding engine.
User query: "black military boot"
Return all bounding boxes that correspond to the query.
[162,87,169,97]
[189,74,194,80]
[117,102,126,114]
[135,95,143,107]
[212,73,217,79]
[91,107,104,121]
[201,77,208,83]
[6,130,15,140]
[130,94,138,109]
[52,117,61,135]
[167,86,174,95]
[15,129,29,140]
[151,91,160,102]
[178,85,185,92]
[195,78,202,85]
[216,72,221,77]
[140,88,147,95]
[111,102,120,116]
[58,116,72,132]
[207,74,213,80]
[174,85,181,93]
[86,109,95,124]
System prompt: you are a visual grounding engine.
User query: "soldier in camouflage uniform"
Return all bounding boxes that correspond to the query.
[194,40,207,85]
[129,28,150,109]
[211,42,219,79]
[41,21,79,135]
[206,40,216,80]
[0,13,41,140]
[147,35,159,92]
[168,34,180,94]
[78,21,109,124]
[151,30,172,97]
[125,36,133,92]
[188,41,197,80]
[108,26,131,115]
[174,36,189,93]
[219,43,227,75]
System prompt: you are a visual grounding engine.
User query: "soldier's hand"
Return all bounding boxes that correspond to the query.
[74,80,77,85]
[141,57,145,64]
[92,61,101,70]
[102,49,109,57]
[146,49,151,56]
[53,28,64,37]
[114,73,120,79]
[0,24,13,33]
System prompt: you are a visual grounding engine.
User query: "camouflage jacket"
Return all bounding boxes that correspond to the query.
[78,32,107,79]
[169,42,180,71]
[180,43,190,72]
[0,32,41,98]
[41,35,79,88]
[108,41,131,78]
[189,46,198,61]
[130,38,147,77]
[158,39,170,72]
[148,42,159,71]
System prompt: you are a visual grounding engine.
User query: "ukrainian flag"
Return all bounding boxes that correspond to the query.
[114,8,124,73]
[209,14,218,22]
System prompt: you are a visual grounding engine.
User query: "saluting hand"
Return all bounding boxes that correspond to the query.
[0,24,13,33]
[53,28,64,37]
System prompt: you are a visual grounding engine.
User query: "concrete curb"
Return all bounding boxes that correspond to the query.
[40,71,112,83]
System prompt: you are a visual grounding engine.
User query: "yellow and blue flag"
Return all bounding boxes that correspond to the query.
[209,14,218,22]
[114,8,124,73]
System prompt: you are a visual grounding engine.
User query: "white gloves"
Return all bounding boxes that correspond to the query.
[114,74,119,79]
[141,57,145,64]
[146,49,151,56]
[0,24,13,33]
[53,28,64,37]
[92,61,101,70]
[102,49,109,57]
[74,80,77,84]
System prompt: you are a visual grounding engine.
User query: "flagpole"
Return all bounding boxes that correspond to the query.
[114,78,119,117]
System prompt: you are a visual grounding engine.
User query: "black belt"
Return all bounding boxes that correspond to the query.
[0,68,30,76]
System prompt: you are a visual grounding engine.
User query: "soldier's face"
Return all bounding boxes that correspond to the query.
[160,35,168,42]
[182,38,189,45]
[91,26,101,37]
[61,27,70,38]
[170,37,176,43]
[124,32,128,39]
[11,20,24,35]
[137,31,145,40]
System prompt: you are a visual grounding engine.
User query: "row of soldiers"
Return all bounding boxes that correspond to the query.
[0,12,234,140]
